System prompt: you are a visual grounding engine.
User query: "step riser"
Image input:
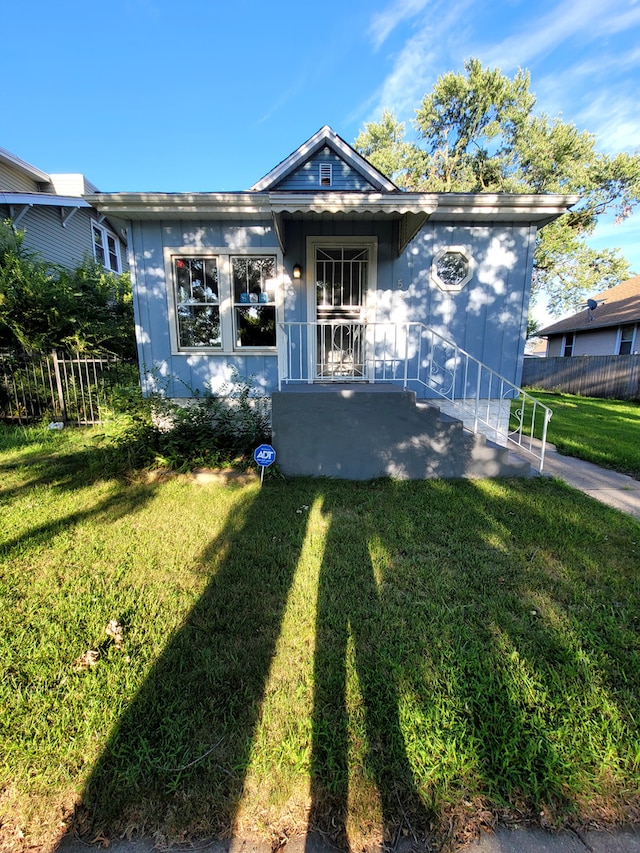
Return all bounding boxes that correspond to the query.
[272,390,530,480]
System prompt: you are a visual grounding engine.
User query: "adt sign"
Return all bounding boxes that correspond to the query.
[254,444,276,467]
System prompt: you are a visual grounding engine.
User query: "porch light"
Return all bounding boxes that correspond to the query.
[292,264,302,279]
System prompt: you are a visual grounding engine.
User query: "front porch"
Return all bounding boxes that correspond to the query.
[271,384,532,480]
[274,321,551,477]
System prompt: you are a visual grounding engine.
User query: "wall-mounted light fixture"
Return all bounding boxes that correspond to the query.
[292,264,302,279]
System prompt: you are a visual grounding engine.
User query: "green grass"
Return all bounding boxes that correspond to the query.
[1,424,640,852]
[527,391,640,479]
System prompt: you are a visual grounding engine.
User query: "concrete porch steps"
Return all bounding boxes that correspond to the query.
[271,385,531,480]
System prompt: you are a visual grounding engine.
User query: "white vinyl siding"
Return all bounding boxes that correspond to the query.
[0,161,40,192]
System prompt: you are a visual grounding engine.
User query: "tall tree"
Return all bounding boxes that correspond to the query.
[354,58,640,315]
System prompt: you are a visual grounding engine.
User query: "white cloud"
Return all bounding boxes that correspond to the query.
[364,0,474,124]
[368,0,432,49]
[483,0,640,70]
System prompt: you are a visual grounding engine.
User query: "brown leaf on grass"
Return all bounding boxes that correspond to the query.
[105,619,124,649]
[74,649,99,671]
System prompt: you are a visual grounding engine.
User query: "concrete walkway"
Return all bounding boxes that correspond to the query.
[56,824,640,853]
[541,445,640,521]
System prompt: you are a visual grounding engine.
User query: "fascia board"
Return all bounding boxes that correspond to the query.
[84,192,273,219]
[1,192,90,208]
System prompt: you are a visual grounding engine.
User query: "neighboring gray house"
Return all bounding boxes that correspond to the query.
[539,276,640,356]
[0,146,127,272]
[87,126,577,478]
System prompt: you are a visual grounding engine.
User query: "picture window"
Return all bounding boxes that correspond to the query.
[169,251,278,352]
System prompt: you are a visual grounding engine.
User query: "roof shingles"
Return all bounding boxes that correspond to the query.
[539,275,640,336]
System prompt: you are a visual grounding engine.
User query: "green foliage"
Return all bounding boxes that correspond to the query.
[354,59,640,315]
[0,220,135,356]
[102,373,271,472]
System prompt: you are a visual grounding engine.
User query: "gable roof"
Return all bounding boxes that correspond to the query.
[250,125,399,193]
[539,275,640,337]
[0,146,51,183]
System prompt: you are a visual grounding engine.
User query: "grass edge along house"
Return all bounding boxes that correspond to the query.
[87,126,577,478]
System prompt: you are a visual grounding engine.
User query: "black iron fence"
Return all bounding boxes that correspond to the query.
[0,350,139,425]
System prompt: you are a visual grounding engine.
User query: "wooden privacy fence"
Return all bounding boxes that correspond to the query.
[0,350,139,425]
[522,354,640,400]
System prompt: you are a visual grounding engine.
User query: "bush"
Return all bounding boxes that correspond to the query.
[103,374,271,472]
[0,220,135,357]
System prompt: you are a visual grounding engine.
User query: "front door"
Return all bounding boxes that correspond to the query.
[313,244,371,378]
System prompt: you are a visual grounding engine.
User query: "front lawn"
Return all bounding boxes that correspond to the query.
[1,425,639,852]
[527,391,640,479]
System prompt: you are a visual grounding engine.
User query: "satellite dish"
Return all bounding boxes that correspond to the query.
[587,298,598,311]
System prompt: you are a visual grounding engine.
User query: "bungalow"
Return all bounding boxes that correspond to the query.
[87,126,577,478]
[0,145,127,273]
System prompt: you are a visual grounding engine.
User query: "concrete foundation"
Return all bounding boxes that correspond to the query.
[271,385,530,480]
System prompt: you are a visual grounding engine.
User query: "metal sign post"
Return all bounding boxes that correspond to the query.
[254,444,276,484]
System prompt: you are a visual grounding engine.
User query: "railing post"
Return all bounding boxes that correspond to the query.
[51,350,67,423]
[474,364,481,433]
[403,323,409,389]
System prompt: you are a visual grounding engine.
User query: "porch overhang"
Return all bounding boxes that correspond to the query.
[85,190,579,256]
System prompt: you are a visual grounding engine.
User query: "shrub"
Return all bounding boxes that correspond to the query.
[103,373,270,472]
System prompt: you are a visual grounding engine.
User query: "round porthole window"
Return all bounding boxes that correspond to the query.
[432,247,473,291]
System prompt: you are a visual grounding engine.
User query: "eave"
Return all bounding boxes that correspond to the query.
[85,190,580,256]
[1,192,91,209]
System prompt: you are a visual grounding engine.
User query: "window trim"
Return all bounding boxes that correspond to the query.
[92,221,122,273]
[165,246,282,355]
[617,323,636,355]
[562,331,575,357]
[431,246,474,292]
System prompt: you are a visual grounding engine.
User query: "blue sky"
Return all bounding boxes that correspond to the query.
[3,0,640,310]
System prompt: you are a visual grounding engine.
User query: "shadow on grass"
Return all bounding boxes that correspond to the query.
[61,480,311,844]
[52,476,640,851]
[306,488,432,848]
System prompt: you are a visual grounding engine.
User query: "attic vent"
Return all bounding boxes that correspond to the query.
[319,163,332,187]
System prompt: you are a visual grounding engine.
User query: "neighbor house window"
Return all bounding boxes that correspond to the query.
[232,256,276,348]
[92,223,121,272]
[168,250,278,352]
[174,257,221,348]
[618,324,636,355]
[563,332,575,357]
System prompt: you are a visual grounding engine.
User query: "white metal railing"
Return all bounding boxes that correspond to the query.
[277,321,553,472]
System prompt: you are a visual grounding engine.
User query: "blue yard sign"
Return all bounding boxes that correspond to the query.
[254,444,276,483]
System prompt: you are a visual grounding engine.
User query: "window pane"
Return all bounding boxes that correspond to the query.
[436,252,468,286]
[107,235,120,272]
[176,257,219,304]
[619,324,635,354]
[232,256,275,303]
[93,226,105,265]
[235,306,276,347]
[178,305,221,348]
[174,256,221,348]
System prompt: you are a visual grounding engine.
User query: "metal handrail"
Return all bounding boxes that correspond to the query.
[277,321,552,472]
